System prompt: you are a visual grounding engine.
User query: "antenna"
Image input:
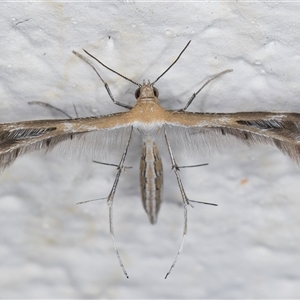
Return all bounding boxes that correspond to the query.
[151,40,191,85]
[83,49,141,87]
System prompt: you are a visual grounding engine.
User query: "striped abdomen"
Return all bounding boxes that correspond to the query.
[140,137,163,224]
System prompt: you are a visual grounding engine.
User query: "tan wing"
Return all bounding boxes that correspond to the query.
[165,111,300,163]
[0,112,132,169]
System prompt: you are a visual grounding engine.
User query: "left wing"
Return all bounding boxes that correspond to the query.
[0,112,132,169]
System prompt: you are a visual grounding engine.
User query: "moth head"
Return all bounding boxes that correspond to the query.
[135,80,159,99]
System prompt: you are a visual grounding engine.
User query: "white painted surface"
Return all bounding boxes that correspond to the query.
[1,2,300,298]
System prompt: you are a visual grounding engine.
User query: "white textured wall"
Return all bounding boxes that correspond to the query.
[1,2,300,298]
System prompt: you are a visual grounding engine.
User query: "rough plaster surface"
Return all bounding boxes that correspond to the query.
[1,2,300,298]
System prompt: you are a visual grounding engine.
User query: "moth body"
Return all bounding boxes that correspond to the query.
[140,135,163,224]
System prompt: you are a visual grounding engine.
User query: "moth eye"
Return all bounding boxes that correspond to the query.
[135,88,140,99]
[153,87,159,97]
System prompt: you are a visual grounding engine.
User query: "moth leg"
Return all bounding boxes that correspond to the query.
[163,129,192,279]
[27,101,78,118]
[93,160,132,170]
[106,126,133,279]
[72,50,133,110]
[163,130,217,278]
[76,160,133,205]
[182,69,233,111]
[177,162,208,169]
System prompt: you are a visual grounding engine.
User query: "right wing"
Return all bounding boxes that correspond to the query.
[164,110,300,164]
